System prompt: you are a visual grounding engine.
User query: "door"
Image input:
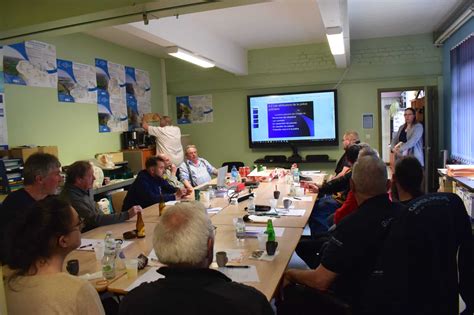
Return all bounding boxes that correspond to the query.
[423,86,439,192]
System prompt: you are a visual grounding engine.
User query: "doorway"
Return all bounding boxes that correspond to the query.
[378,86,439,192]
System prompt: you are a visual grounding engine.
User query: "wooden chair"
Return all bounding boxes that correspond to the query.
[110,190,127,213]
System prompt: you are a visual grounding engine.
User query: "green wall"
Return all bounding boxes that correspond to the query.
[4,33,164,165]
[165,33,442,170]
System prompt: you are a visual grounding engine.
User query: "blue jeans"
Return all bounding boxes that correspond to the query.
[309,195,339,236]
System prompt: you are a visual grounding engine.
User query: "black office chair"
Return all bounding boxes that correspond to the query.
[363,192,473,315]
[221,161,244,170]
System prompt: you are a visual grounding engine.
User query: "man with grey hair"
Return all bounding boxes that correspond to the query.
[179,144,218,189]
[280,155,403,314]
[1,152,62,262]
[119,202,273,315]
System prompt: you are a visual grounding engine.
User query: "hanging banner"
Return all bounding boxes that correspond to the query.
[176,94,213,124]
[3,40,57,88]
[96,58,127,132]
[57,59,97,104]
[125,66,151,130]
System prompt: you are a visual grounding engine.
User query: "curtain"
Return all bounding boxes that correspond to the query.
[451,33,474,164]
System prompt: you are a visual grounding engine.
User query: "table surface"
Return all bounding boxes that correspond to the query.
[67,172,323,298]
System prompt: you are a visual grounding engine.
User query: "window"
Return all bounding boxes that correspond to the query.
[451,34,474,164]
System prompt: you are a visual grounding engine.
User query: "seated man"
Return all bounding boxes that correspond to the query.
[280,155,404,314]
[334,130,360,178]
[1,152,61,262]
[391,156,424,203]
[156,153,185,190]
[122,156,187,211]
[307,144,362,235]
[119,202,273,315]
[179,145,218,189]
[60,161,141,232]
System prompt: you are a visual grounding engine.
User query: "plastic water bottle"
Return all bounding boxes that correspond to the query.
[231,166,239,183]
[102,231,116,280]
[247,196,256,214]
[235,217,246,240]
[292,167,300,184]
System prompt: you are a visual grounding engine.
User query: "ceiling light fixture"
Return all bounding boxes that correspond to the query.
[166,46,215,68]
[326,27,345,55]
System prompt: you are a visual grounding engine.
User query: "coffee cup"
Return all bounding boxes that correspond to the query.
[273,190,281,200]
[216,251,228,267]
[266,241,278,256]
[283,199,292,211]
[66,259,79,275]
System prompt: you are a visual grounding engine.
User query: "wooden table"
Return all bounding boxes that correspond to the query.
[107,224,303,300]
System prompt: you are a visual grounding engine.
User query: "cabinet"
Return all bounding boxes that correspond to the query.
[0,159,24,194]
[122,148,155,174]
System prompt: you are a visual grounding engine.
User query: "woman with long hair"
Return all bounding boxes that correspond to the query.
[4,197,105,315]
[391,107,424,166]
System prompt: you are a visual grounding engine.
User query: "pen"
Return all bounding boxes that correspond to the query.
[225,265,250,268]
[79,244,93,249]
[293,197,302,200]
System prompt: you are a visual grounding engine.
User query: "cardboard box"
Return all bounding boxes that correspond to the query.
[10,147,39,161]
[38,146,59,158]
[107,152,124,163]
[10,146,58,161]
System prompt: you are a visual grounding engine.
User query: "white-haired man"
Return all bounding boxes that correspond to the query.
[179,144,218,189]
[280,155,404,314]
[119,202,273,315]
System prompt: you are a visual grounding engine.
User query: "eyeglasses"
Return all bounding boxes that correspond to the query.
[70,217,85,232]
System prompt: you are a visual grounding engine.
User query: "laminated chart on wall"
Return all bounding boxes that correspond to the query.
[96,58,127,133]
[3,40,57,88]
[57,59,97,104]
[176,94,213,124]
[125,66,151,130]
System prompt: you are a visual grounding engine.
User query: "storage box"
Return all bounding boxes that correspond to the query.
[108,152,124,163]
[10,146,59,161]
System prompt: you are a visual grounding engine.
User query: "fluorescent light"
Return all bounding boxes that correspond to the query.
[326,27,345,55]
[166,46,215,68]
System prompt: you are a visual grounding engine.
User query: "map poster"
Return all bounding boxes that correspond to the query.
[58,59,97,104]
[96,58,127,133]
[3,40,57,88]
[125,66,151,130]
[176,94,213,124]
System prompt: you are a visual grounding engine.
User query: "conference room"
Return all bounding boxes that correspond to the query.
[0,0,473,314]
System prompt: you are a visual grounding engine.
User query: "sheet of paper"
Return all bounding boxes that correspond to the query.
[148,248,158,261]
[245,226,285,237]
[207,207,223,214]
[126,267,164,291]
[288,196,313,202]
[247,215,276,223]
[212,249,244,263]
[78,239,132,251]
[277,209,306,216]
[165,200,179,206]
[216,265,259,283]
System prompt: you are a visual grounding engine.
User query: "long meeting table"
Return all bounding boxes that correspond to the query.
[64,173,322,300]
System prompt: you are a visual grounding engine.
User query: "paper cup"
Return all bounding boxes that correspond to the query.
[125,259,138,278]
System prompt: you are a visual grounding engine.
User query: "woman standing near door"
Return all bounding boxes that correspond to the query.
[391,107,424,166]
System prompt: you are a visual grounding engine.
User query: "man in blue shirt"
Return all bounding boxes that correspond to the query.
[123,156,188,211]
[179,145,217,189]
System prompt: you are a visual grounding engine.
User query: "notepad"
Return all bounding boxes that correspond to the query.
[217,265,259,283]
[245,226,285,237]
[277,209,306,216]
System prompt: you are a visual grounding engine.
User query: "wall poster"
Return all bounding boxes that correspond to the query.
[57,59,97,104]
[125,66,151,130]
[96,58,127,132]
[176,94,213,124]
[3,40,57,88]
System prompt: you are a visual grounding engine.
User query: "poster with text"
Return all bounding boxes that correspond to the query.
[176,94,213,124]
[96,58,127,132]
[3,40,57,88]
[57,59,97,104]
[125,66,151,130]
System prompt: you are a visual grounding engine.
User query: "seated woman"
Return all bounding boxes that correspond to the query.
[3,197,105,315]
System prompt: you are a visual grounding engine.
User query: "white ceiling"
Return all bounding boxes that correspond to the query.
[87,0,462,73]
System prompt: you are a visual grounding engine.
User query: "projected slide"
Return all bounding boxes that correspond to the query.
[267,101,314,138]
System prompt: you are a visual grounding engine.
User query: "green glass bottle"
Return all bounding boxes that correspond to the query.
[265,219,276,242]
